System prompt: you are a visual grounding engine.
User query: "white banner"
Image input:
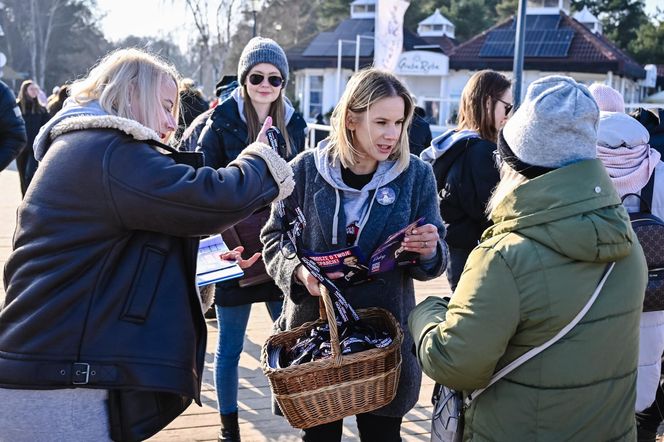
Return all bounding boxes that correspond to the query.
[374,0,409,72]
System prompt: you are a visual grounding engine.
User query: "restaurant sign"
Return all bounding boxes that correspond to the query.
[395,51,448,76]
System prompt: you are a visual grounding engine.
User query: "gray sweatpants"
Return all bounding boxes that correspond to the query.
[0,388,111,441]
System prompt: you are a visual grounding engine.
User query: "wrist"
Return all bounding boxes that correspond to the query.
[293,264,304,286]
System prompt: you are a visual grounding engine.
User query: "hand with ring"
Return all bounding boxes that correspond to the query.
[401,223,439,260]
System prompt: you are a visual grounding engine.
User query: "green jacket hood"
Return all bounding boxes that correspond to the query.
[484,159,634,263]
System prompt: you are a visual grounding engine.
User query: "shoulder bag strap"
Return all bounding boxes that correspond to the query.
[641,170,656,213]
[464,261,616,407]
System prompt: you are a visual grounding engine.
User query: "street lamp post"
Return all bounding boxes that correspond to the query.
[251,0,258,37]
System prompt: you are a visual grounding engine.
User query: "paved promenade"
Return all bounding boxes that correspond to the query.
[0,168,450,441]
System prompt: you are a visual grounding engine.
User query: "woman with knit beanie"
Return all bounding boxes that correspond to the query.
[589,83,664,442]
[196,36,307,442]
[419,70,511,291]
[410,76,646,440]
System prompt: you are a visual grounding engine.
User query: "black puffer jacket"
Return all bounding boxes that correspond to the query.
[0,81,26,172]
[0,111,292,439]
[195,92,306,306]
[631,107,664,155]
[197,93,306,170]
[429,136,500,249]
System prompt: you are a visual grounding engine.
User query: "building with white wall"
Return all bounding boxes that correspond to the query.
[286,0,648,126]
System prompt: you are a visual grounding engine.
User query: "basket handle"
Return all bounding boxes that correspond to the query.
[319,284,343,367]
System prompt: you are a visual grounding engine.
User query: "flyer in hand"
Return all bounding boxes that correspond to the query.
[196,234,244,286]
[301,217,425,286]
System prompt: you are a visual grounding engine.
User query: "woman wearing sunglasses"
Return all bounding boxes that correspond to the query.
[196,36,307,442]
[420,69,511,290]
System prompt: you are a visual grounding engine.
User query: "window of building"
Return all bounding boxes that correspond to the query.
[353,4,375,13]
[424,100,441,126]
[308,75,324,119]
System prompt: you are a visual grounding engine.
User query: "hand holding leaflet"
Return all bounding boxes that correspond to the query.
[196,234,244,286]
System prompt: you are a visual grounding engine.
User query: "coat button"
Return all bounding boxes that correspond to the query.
[594,186,601,193]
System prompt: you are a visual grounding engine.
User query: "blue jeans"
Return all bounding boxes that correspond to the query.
[214,301,282,415]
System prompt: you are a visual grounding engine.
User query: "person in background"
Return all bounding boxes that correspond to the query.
[15,79,50,196]
[631,107,664,156]
[176,77,208,141]
[408,105,432,156]
[196,37,307,442]
[0,48,294,441]
[261,68,447,442]
[47,84,70,117]
[178,76,240,153]
[0,80,27,172]
[589,83,664,442]
[420,70,511,290]
[410,75,646,441]
[313,112,328,146]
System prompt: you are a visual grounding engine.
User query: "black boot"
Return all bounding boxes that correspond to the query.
[218,411,241,442]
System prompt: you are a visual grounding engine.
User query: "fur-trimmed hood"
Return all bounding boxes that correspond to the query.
[33,99,162,161]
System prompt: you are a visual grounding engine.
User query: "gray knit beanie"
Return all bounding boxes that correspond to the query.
[499,75,599,177]
[237,37,289,86]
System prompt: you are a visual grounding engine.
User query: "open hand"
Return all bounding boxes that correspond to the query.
[401,223,439,260]
[219,246,261,269]
[295,265,344,297]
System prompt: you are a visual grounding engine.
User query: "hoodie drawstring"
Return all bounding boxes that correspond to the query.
[332,188,341,245]
[354,189,378,246]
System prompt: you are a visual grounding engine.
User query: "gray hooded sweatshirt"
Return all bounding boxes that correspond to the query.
[313,140,406,246]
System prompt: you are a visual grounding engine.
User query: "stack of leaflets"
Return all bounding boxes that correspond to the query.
[196,234,244,286]
[301,217,426,286]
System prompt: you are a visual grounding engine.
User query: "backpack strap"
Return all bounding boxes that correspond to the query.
[641,170,655,213]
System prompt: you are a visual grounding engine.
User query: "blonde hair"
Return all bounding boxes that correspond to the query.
[69,48,181,138]
[486,161,529,216]
[242,84,292,155]
[328,68,413,172]
[457,70,511,143]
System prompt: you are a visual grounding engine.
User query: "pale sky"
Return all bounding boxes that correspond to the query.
[96,0,191,46]
[97,0,663,47]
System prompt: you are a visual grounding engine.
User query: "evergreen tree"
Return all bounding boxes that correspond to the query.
[628,12,664,65]
[572,0,649,52]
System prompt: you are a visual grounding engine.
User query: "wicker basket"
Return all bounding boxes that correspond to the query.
[260,286,403,429]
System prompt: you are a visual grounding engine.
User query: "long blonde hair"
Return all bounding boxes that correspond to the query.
[457,70,511,143]
[328,68,413,171]
[69,48,181,137]
[486,161,529,216]
[242,85,292,155]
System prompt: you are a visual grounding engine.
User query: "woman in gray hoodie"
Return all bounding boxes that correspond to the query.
[261,68,448,441]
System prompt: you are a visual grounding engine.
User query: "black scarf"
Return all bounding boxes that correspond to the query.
[497,129,556,179]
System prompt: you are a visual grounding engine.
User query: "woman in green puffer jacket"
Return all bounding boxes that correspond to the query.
[409,76,647,441]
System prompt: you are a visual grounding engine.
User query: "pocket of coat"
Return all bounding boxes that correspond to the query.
[121,246,167,323]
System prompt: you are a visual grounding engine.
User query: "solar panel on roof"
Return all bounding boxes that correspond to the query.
[511,14,562,30]
[535,30,574,57]
[479,27,573,58]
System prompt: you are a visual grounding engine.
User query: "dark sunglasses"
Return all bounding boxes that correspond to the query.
[494,96,513,114]
[248,74,284,88]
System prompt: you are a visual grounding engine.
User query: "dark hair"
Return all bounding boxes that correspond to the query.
[457,70,511,143]
[17,80,46,115]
